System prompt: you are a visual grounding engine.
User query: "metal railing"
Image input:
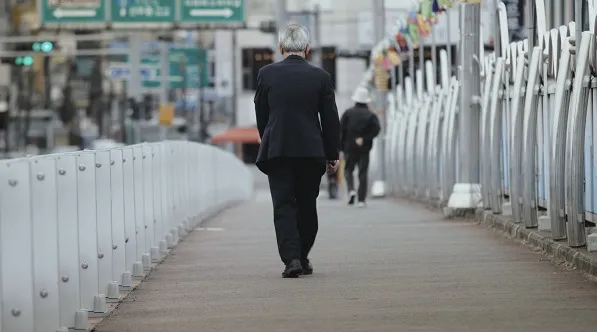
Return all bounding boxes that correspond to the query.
[386,0,597,249]
[0,140,253,331]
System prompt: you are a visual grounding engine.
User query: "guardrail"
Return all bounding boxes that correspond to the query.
[0,140,253,331]
[386,1,597,249]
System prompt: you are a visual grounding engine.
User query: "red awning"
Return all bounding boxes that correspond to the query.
[210,126,260,144]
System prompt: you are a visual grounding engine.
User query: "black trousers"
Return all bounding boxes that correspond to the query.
[344,151,370,202]
[267,158,325,264]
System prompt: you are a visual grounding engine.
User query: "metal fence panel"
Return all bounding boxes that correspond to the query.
[55,154,81,328]
[75,152,100,312]
[30,156,61,331]
[151,145,164,247]
[109,149,127,284]
[132,146,147,261]
[122,147,138,271]
[0,159,35,331]
[142,145,156,256]
[95,150,114,297]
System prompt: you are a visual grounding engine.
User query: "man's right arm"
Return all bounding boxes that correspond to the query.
[253,68,269,138]
[319,72,341,161]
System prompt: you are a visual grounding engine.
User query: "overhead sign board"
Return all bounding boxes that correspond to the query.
[40,0,107,27]
[39,0,245,28]
[106,43,208,89]
[110,0,175,28]
[168,47,208,89]
[179,0,245,24]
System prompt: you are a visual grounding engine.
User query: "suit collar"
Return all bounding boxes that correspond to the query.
[283,54,308,63]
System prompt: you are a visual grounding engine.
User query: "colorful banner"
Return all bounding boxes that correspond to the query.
[369,0,458,87]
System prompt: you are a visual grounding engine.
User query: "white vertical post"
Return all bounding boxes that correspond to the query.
[30,156,61,331]
[0,159,35,331]
[109,149,127,284]
[75,152,101,312]
[94,151,114,302]
[121,148,138,275]
[55,154,81,328]
[151,144,165,254]
[132,146,147,273]
[142,145,156,260]
[447,2,482,210]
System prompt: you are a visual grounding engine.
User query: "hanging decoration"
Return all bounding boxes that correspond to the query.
[368,0,458,87]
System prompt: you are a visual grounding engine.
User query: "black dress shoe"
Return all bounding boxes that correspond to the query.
[282,259,303,278]
[301,259,313,275]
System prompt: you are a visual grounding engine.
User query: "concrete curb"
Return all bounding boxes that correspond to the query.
[475,210,597,277]
[396,195,597,279]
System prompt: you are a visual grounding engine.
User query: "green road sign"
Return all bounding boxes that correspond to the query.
[108,45,208,89]
[168,47,208,89]
[40,0,107,25]
[39,0,245,26]
[141,55,161,89]
[111,0,175,26]
[179,0,245,23]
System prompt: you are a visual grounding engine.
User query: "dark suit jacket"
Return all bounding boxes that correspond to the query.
[254,55,341,174]
[340,104,381,153]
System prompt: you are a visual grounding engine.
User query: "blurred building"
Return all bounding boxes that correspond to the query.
[214,0,498,131]
[218,0,380,129]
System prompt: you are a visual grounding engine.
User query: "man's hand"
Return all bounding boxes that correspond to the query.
[327,160,339,174]
[355,137,364,146]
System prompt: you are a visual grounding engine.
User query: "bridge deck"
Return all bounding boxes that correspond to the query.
[95,195,597,332]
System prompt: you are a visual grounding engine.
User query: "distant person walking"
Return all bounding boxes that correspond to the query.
[254,24,341,278]
[340,86,381,207]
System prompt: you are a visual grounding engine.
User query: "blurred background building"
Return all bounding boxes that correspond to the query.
[0,0,576,160]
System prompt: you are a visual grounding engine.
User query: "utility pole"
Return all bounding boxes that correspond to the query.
[274,0,288,62]
[373,0,387,191]
[129,35,142,143]
[231,29,238,126]
[311,5,322,68]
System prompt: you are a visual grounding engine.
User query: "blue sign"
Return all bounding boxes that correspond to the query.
[108,67,155,80]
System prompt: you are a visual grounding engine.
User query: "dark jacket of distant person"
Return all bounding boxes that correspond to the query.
[340,102,381,154]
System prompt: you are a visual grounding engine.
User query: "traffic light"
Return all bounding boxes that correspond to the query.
[32,41,54,53]
[15,56,34,66]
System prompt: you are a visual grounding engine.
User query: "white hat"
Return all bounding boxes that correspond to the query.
[351,86,372,104]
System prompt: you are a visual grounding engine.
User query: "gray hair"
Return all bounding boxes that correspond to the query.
[278,24,310,53]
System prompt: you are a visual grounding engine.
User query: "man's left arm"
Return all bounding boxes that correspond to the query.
[254,68,269,138]
[319,73,341,161]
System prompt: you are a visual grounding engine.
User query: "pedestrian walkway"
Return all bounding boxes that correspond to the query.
[95,193,597,332]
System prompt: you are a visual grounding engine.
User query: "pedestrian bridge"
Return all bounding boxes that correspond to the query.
[3,140,597,332]
[6,1,597,330]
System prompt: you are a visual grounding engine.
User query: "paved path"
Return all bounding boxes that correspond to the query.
[96,193,597,332]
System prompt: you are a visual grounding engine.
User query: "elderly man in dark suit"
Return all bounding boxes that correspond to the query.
[254,23,341,278]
